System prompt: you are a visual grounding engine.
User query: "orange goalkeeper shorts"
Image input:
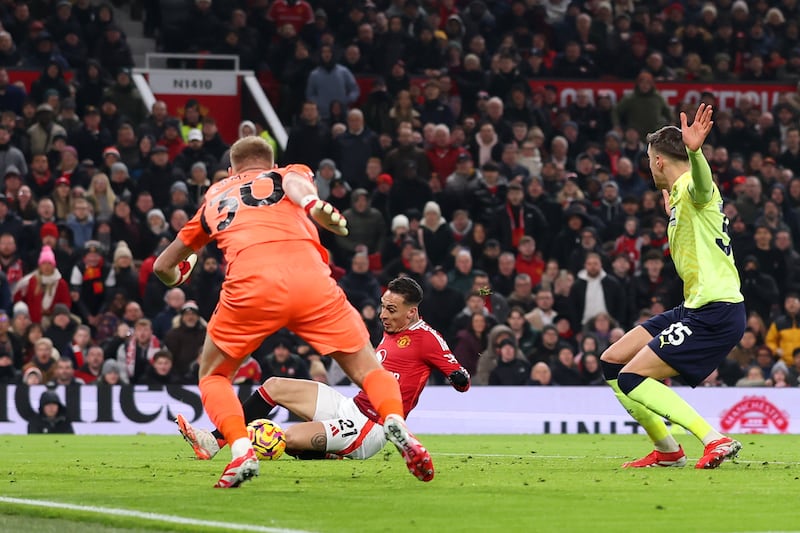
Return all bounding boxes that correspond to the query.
[207,242,369,359]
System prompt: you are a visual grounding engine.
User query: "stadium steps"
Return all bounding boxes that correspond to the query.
[111,4,156,68]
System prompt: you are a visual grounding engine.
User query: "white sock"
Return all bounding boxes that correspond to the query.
[230,437,252,459]
[700,430,724,446]
[653,434,680,453]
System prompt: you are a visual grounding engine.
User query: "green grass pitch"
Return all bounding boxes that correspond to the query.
[0,434,798,533]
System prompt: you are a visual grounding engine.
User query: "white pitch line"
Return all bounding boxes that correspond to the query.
[437,453,800,465]
[0,496,314,533]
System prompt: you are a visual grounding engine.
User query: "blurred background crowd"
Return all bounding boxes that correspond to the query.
[2,0,800,395]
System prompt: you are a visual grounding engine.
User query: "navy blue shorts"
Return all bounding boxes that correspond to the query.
[641,302,746,387]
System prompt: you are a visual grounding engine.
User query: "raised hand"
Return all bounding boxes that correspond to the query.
[680,103,714,152]
[305,199,349,236]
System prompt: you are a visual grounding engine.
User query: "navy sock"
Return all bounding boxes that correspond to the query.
[601,361,626,381]
[617,372,647,395]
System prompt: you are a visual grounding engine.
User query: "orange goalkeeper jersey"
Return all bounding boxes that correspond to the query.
[178,164,327,265]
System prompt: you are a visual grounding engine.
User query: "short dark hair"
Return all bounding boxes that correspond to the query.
[387,276,423,306]
[646,125,689,162]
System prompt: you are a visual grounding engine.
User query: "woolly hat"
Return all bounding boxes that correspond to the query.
[423,201,441,216]
[38,245,56,266]
[110,162,129,177]
[113,241,133,261]
[170,181,189,194]
[391,214,410,232]
[40,222,59,240]
[12,301,29,318]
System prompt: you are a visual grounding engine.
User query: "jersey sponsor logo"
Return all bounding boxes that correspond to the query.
[376,349,387,363]
[658,321,693,348]
[668,206,676,227]
[396,335,411,348]
[719,396,789,434]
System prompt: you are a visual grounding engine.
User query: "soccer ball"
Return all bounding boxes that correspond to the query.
[247,418,286,461]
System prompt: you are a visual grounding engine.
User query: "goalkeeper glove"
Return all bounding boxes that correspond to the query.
[301,195,349,236]
[157,253,197,287]
[448,368,471,392]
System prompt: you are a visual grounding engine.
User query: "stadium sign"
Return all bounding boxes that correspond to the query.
[147,70,238,96]
[0,385,797,435]
[537,80,796,114]
[352,78,795,115]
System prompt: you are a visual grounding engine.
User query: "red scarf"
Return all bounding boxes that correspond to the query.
[506,203,525,248]
[83,259,105,295]
[125,335,160,378]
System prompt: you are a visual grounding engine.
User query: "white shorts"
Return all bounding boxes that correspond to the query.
[314,382,386,460]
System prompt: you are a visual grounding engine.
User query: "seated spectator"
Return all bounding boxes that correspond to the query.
[140,349,178,385]
[94,23,133,75]
[506,306,537,359]
[164,300,206,378]
[528,361,553,386]
[489,337,530,385]
[14,245,71,326]
[579,353,605,386]
[736,365,768,387]
[259,338,310,380]
[116,318,160,384]
[551,345,582,386]
[28,389,73,434]
[420,201,453,268]
[452,311,488,377]
[49,355,84,386]
[75,344,104,384]
[22,337,57,383]
[339,252,381,309]
[99,358,127,385]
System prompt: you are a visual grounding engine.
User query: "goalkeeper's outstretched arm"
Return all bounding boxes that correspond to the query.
[284,171,349,236]
[154,239,197,287]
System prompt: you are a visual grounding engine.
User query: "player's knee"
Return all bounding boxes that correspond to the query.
[617,372,646,395]
[262,376,283,398]
[600,344,624,364]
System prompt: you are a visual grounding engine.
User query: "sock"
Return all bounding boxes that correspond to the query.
[230,437,252,458]
[212,385,277,444]
[199,374,249,455]
[602,361,677,452]
[243,385,277,421]
[362,368,404,421]
[607,378,678,453]
[622,373,720,444]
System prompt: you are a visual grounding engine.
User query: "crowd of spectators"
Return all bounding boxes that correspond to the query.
[2,0,800,392]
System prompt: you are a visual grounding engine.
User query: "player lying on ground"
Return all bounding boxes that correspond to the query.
[154,137,434,487]
[600,104,746,469]
[176,277,470,461]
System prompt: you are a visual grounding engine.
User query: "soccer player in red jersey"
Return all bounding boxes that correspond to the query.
[176,277,470,466]
[155,137,431,486]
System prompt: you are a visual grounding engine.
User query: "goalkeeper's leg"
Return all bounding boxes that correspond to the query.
[197,338,259,488]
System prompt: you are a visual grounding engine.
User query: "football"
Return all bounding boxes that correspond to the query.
[247,418,287,461]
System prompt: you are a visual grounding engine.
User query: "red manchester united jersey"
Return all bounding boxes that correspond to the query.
[353,320,464,422]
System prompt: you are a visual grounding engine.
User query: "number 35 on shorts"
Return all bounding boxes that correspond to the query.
[658,321,693,348]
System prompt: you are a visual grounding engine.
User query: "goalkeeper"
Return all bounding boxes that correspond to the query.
[176,276,471,462]
[154,137,434,487]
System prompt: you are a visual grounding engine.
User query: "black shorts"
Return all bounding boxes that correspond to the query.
[641,302,746,387]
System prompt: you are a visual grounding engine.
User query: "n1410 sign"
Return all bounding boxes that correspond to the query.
[148,70,237,96]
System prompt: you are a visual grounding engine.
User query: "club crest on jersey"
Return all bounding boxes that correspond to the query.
[397,335,411,348]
